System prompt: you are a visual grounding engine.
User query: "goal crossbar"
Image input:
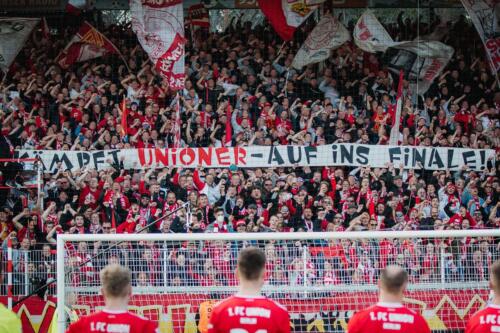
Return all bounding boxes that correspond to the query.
[57,229,500,243]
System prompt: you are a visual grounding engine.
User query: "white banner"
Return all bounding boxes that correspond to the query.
[292,14,350,69]
[354,10,454,94]
[130,0,185,90]
[460,0,499,76]
[0,18,39,72]
[17,145,494,173]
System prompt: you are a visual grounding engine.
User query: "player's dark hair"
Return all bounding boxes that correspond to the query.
[238,247,266,281]
[380,265,408,294]
[491,260,500,293]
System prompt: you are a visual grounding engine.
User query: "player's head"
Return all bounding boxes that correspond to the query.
[100,264,132,302]
[489,260,500,295]
[237,247,266,286]
[378,265,408,299]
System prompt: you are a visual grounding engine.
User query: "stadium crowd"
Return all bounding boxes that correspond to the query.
[0,11,499,294]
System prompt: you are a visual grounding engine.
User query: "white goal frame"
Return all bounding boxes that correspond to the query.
[56,229,500,333]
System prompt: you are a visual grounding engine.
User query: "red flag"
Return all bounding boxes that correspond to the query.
[225,103,232,146]
[368,188,375,218]
[257,0,324,41]
[111,207,116,229]
[120,98,128,138]
[56,21,122,68]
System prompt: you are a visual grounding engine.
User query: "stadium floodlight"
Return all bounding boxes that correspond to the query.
[56,229,500,333]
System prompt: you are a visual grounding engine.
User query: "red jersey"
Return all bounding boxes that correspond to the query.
[66,310,158,333]
[208,294,290,333]
[466,304,500,333]
[347,302,430,333]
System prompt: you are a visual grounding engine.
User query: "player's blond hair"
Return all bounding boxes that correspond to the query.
[100,264,131,298]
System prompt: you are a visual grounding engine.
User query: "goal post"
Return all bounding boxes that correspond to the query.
[56,229,500,333]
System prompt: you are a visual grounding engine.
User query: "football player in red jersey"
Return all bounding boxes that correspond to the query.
[466,259,500,333]
[66,264,158,333]
[347,265,430,333]
[208,247,290,333]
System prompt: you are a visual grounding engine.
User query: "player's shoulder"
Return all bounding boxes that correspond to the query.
[353,304,379,316]
[470,304,500,320]
[121,310,154,323]
[259,296,289,315]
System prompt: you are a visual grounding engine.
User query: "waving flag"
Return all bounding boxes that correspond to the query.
[188,3,209,28]
[354,10,454,94]
[120,98,128,138]
[389,70,404,146]
[0,18,39,72]
[225,103,232,147]
[66,0,87,15]
[353,10,393,53]
[292,14,350,69]
[131,0,186,90]
[257,0,325,41]
[56,22,121,68]
[173,96,182,148]
[460,0,499,76]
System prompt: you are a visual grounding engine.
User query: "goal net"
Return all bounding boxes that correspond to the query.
[56,230,500,333]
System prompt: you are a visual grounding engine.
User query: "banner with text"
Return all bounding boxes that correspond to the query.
[17,145,495,173]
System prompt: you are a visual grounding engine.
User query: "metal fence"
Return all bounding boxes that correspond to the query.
[2,236,498,298]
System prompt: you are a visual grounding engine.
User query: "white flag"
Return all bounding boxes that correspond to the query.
[0,18,39,72]
[292,14,350,69]
[460,0,499,76]
[130,0,185,90]
[385,41,454,95]
[354,10,454,94]
[353,10,393,53]
[389,70,404,146]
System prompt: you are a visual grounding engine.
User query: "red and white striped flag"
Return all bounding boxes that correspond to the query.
[120,98,128,138]
[173,96,182,148]
[225,103,232,147]
[41,17,50,39]
[367,188,375,218]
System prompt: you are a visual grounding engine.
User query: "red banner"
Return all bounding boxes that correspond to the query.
[1,290,489,333]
